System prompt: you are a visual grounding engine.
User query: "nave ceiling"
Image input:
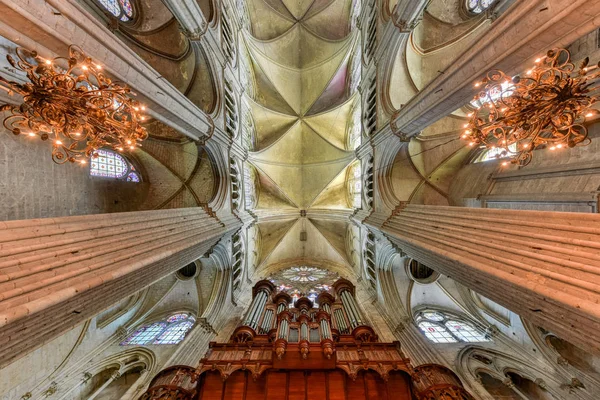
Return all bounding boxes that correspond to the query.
[242,0,363,279]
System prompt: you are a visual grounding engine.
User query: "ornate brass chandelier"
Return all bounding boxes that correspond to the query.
[463,48,599,166]
[0,45,148,164]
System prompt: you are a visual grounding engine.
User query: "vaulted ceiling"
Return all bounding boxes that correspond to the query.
[242,0,362,277]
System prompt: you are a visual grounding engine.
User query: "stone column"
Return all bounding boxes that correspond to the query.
[120,369,148,400]
[380,204,600,355]
[388,0,600,139]
[0,207,236,368]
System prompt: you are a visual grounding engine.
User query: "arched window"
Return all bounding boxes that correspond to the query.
[466,0,497,14]
[416,310,489,344]
[121,313,195,345]
[96,0,134,22]
[474,142,517,163]
[90,149,141,182]
[347,161,362,209]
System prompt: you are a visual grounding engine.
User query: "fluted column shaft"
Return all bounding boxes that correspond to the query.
[0,207,234,368]
[87,370,121,400]
[381,204,600,355]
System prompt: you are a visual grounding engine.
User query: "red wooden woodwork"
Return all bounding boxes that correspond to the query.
[197,369,413,400]
[140,281,475,400]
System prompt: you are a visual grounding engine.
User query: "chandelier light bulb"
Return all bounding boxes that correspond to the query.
[0,45,148,164]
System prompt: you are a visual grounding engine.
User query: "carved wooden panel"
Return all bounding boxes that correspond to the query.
[197,369,412,400]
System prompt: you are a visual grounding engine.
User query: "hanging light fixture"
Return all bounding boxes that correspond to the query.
[463,48,599,166]
[0,45,148,164]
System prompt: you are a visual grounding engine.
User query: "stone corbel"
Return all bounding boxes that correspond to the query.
[43,382,58,397]
[199,317,217,334]
[485,325,500,339]
[389,109,412,142]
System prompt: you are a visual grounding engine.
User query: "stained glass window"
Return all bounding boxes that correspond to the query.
[90,149,140,183]
[470,80,513,110]
[418,321,458,344]
[121,322,166,345]
[466,0,496,14]
[268,266,340,308]
[154,321,195,344]
[97,0,134,22]
[474,143,517,163]
[416,310,489,344]
[121,314,195,346]
[446,319,489,342]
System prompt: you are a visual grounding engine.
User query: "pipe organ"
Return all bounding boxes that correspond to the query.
[140,279,475,400]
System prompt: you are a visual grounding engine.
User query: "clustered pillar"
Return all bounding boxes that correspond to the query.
[381,204,600,356]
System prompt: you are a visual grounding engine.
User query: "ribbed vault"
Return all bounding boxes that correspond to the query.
[243,0,361,278]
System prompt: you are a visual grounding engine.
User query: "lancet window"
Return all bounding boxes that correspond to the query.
[364,231,377,289]
[224,79,238,138]
[364,77,377,136]
[230,158,241,210]
[232,230,244,291]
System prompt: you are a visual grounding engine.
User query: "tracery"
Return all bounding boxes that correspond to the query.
[268,266,339,305]
[121,313,196,346]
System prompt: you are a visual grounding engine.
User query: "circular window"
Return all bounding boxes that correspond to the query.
[407,259,440,284]
[177,262,198,280]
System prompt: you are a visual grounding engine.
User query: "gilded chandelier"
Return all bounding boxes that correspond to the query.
[0,45,148,164]
[463,48,599,166]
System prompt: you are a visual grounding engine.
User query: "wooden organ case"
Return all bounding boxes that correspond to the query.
[140,279,475,400]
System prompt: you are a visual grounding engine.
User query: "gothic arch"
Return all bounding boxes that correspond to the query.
[458,346,576,400]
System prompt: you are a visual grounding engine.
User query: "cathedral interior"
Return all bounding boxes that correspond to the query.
[1,0,600,399]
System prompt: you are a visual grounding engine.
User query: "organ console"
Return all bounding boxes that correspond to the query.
[140,279,475,400]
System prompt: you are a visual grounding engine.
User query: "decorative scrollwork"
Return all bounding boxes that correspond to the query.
[464,48,599,166]
[0,45,148,164]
